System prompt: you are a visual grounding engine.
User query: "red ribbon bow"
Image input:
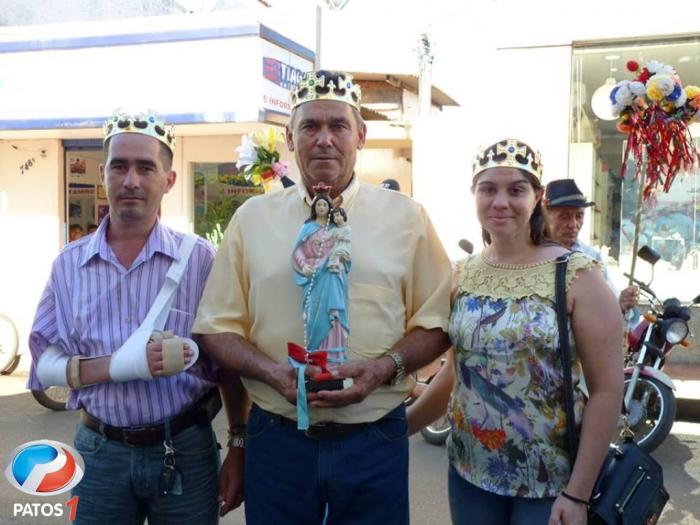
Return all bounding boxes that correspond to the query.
[287,342,334,381]
[288,342,328,368]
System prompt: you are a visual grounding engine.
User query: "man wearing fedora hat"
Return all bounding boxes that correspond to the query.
[543,179,638,314]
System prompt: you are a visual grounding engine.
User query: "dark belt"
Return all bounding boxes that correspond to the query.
[80,388,221,447]
[259,406,369,440]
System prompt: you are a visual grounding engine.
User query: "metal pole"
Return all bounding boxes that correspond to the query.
[628,164,647,285]
[417,33,433,120]
[315,5,322,69]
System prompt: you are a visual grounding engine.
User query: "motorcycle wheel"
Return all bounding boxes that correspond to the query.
[620,374,676,453]
[420,412,450,446]
[1,355,21,375]
[32,387,70,411]
[0,314,19,373]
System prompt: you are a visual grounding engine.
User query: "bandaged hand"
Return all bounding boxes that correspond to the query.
[147,339,195,377]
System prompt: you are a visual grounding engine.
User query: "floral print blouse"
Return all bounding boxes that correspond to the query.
[447,251,598,498]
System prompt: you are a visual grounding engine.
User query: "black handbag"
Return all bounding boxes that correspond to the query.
[554,254,669,525]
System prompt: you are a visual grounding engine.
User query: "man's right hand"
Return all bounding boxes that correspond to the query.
[268,362,322,405]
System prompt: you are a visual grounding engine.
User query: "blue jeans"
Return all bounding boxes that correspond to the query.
[72,422,220,525]
[245,403,409,525]
[448,466,555,525]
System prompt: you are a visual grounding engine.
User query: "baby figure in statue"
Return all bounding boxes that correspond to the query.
[327,207,351,274]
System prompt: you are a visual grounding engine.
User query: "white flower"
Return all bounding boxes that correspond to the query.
[654,75,675,96]
[646,60,675,76]
[629,81,646,96]
[614,81,635,106]
[645,60,663,74]
[235,134,258,171]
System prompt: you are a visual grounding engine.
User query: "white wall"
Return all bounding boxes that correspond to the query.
[355,149,412,195]
[493,0,700,48]
[0,139,62,366]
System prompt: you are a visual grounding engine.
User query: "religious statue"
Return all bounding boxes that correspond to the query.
[288,184,352,428]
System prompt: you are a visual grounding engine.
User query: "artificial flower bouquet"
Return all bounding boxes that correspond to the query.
[610,60,699,197]
[235,128,289,191]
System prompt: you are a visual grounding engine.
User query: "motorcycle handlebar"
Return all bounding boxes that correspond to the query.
[623,273,656,298]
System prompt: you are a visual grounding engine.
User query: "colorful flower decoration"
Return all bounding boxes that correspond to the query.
[610,60,699,198]
[235,128,289,192]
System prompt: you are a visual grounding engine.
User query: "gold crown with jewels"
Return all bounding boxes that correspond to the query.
[103,110,176,153]
[472,138,543,181]
[290,70,362,111]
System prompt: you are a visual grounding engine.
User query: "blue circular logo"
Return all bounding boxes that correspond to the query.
[5,440,84,496]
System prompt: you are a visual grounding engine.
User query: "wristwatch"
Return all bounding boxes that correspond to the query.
[385,351,406,386]
[226,425,247,449]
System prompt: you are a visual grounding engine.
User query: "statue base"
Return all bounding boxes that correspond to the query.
[305,377,353,392]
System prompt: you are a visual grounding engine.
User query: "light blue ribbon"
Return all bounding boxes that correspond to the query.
[288,359,309,430]
[288,347,348,431]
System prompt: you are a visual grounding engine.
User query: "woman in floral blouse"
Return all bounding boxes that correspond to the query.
[408,139,623,525]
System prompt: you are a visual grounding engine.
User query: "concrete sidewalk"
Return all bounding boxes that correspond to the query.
[665,364,700,399]
[665,365,700,420]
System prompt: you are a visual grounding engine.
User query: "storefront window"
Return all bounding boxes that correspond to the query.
[570,39,700,300]
[193,162,263,243]
[65,149,106,243]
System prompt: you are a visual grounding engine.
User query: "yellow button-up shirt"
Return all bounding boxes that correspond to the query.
[193,177,451,423]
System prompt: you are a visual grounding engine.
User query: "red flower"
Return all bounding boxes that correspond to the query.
[260,169,276,181]
[472,424,507,451]
[626,60,639,72]
[637,68,651,83]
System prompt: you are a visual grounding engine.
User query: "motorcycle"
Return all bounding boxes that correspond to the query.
[621,245,698,452]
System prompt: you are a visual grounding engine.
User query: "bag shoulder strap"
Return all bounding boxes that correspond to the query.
[554,253,579,469]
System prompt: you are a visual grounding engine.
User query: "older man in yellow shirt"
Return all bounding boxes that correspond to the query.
[193,70,451,524]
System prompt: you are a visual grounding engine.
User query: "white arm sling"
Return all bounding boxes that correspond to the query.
[109,233,200,381]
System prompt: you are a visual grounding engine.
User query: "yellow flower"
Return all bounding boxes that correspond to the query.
[253,128,281,153]
[647,83,664,102]
[686,86,700,100]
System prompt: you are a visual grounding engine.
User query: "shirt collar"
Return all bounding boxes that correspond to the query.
[79,216,179,267]
[296,175,360,211]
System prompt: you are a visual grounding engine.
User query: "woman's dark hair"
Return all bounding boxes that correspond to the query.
[330,207,347,225]
[471,142,545,246]
[307,195,334,222]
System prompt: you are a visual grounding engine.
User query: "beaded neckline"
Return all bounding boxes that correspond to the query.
[454,251,599,300]
[480,251,559,270]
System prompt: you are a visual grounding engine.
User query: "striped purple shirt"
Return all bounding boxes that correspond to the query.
[28,217,217,427]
